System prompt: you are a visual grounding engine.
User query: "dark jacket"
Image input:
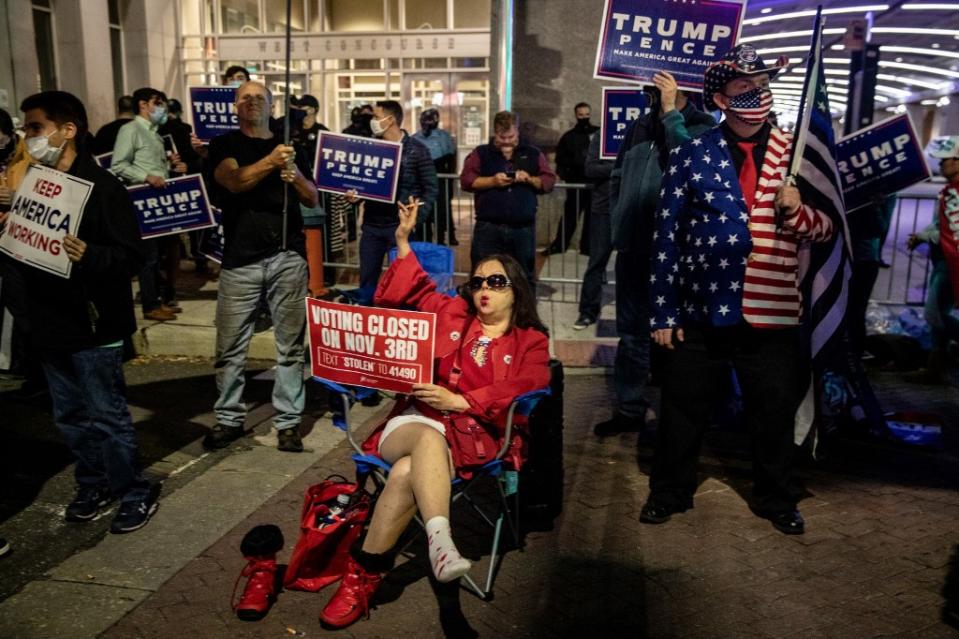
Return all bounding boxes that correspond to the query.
[460,142,557,227]
[15,152,144,350]
[609,103,715,251]
[556,122,599,182]
[92,117,133,155]
[363,131,438,226]
[584,133,613,217]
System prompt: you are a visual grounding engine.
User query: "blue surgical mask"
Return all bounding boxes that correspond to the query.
[149,106,168,126]
[25,128,65,166]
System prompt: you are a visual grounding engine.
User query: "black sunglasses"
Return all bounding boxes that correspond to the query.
[467,274,512,291]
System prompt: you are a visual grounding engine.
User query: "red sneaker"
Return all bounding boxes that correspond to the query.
[233,558,278,621]
[319,556,384,629]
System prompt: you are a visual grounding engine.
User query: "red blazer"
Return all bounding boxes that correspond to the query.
[360,252,551,476]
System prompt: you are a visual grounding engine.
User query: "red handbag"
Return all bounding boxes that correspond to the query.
[283,476,371,592]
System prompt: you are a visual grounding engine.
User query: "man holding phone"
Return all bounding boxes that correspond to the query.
[460,111,556,282]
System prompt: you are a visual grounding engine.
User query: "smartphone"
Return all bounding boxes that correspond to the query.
[505,170,516,179]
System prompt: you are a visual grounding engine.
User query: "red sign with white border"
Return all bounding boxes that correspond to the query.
[307,298,436,393]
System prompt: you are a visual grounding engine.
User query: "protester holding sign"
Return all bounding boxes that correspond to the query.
[344,100,437,295]
[204,80,318,453]
[595,72,714,436]
[318,199,550,630]
[460,111,557,282]
[112,87,188,322]
[8,91,159,533]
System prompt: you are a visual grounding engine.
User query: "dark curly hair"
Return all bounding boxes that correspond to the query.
[459,254,549,336]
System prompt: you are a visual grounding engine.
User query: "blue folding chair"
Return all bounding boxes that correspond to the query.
[387,241,457,296]
[315,376,550,599]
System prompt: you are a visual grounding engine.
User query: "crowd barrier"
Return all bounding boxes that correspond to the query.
[319,175,937,307]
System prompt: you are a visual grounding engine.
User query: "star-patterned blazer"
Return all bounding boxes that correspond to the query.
[649,125,834,331]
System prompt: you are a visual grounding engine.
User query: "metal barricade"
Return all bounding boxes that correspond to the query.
[872,195,937,306]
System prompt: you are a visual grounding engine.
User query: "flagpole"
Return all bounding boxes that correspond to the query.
[777,5,824,230]
[281,0,292,251]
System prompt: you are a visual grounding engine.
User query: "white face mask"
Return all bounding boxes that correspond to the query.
[25,128,65,166]
[370,115,390,138]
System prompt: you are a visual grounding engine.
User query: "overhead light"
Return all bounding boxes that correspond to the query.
[895,104,907,113]
[920,99,939,105]
[876,73,943,90]
[876,84,913,97]
[743,5,888,26]
[895,57,903,62]
[740,28,845,43]
[932,43,941,48]
[760,7,773,13]
[872,27,959,36]
[879,60,959,79]
[902,3,959,9]
[939,96,952,106]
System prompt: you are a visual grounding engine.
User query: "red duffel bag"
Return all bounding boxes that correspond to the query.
[283,475,371,592]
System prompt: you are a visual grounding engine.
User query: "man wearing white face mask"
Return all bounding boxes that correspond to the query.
[112,87,188,322]
[9,91,158,533]
[642,45,835,536]
[347,100,437,296]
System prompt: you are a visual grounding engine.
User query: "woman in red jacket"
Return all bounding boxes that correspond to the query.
[320,199,551,629]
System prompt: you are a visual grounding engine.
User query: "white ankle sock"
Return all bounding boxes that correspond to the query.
[425,516,471,583]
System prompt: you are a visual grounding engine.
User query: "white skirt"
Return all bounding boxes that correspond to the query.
[379,405,447,453]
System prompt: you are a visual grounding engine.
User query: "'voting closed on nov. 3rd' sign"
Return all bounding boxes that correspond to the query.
[307,298,436,394]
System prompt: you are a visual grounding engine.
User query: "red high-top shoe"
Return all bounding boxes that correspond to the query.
[319,556,384,629]
[233,557,278,621]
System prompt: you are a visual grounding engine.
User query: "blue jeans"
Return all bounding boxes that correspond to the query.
[613,248,651,419]
[924,263,959,351]
[214,251,307,430]
[578,212,613,321]
[470,220,535,282]
[41,346,151,503]
[359,223,397,291]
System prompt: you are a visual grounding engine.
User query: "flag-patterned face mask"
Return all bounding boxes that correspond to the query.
[724,87,774,125]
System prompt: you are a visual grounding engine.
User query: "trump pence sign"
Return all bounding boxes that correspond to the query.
[594,0,746,90]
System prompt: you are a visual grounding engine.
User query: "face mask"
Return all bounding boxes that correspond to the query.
[420,116,438,136]
[723,87,773,125]
[149,106,168,125]
[370,115,390,138]
[576,117,592,128]
[228,80,243,88]
[26,128,65,166]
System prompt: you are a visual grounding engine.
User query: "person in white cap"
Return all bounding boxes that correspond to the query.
[907,136,959,384]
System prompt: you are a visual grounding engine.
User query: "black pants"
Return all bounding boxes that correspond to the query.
[649,323,806,514]
[550,189,592,254]
[848,260,880,355]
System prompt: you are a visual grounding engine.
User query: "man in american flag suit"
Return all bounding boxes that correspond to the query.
[640,44,834,535]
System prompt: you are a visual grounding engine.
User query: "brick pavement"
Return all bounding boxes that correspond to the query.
[102,372,959,639]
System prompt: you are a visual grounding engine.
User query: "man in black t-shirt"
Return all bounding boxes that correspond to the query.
[204,81,319,453]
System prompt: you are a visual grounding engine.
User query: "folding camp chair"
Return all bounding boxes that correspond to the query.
[387,241,457,296]
[315,377,549,599]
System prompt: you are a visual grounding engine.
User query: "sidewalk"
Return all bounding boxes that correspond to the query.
[88,371,958,639]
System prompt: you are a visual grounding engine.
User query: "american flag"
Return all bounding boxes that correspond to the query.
[733,89,775,124]
[790,7,853,446]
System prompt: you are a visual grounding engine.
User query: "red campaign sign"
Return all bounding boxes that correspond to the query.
[306,298,436,393]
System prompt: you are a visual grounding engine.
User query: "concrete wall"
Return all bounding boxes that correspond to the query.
[124,0,183,107]
[2,0,42,116]
[507,0,609,152]
[56,0,115,131]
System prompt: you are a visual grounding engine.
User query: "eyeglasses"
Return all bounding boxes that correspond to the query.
[467,274,512,291]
